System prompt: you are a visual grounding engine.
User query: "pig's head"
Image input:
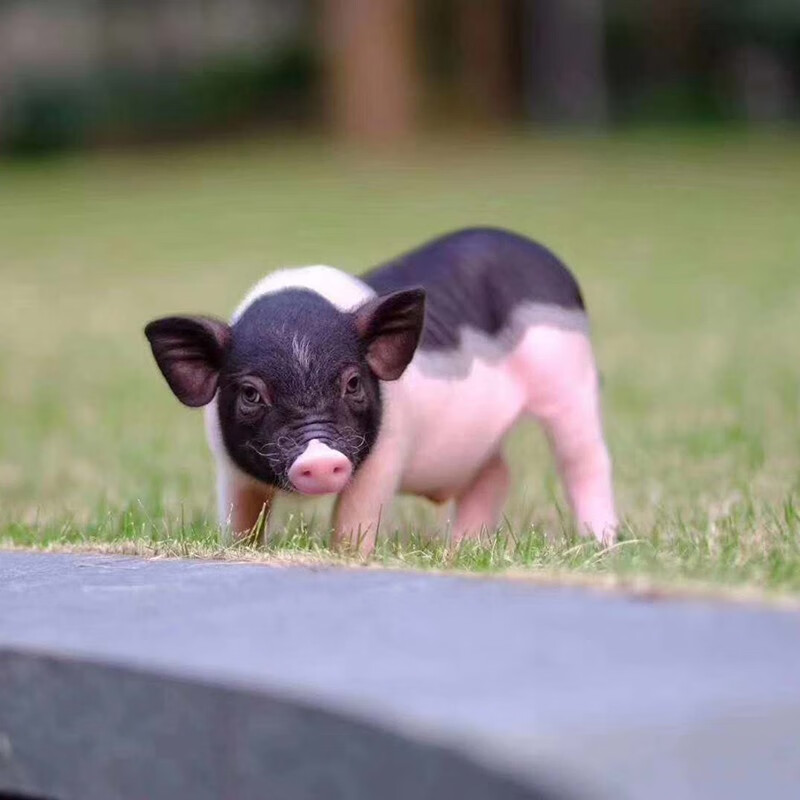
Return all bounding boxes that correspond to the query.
[144,287,425,495]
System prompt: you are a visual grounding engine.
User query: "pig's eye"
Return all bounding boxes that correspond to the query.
[242,385,261,404]
[238,382,266,413]
[344,372,362,396]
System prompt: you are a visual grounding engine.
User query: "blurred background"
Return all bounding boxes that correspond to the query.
[1,1,799,581]
[1,0,799,154]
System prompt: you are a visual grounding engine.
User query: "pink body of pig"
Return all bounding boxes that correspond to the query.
[202,261,617,551]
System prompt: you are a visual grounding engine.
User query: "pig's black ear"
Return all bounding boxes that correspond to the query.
[353,288,426,381]
[144,315,231,407]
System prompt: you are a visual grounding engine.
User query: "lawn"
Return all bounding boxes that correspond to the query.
[2,130,800,599]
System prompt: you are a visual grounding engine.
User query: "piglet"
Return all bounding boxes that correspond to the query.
[145,227,618,552]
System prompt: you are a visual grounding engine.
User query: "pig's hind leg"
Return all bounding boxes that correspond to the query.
[450,454,511,545]
[514,325,617,544]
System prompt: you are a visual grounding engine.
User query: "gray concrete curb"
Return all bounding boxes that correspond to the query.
[1,551,799,800]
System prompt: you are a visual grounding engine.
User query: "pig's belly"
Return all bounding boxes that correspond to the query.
[398,356,526,499]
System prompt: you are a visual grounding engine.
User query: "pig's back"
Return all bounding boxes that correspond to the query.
[362,227,586,354]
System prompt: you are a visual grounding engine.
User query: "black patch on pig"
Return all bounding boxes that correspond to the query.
[146,286,424,491]
[363,227,585,352]
[215,289,384,488]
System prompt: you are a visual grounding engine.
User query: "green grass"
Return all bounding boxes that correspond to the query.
[2,130,800,599]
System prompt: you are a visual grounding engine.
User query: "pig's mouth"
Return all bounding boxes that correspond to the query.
[246,429,368,495]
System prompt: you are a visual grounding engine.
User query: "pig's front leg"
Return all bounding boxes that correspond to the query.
[332,441,405,556]
[216,469,274,545]
[333,475,400,555]
[451,454,510,545]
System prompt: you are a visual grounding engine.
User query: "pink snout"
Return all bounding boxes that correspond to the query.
[287,439,353,495]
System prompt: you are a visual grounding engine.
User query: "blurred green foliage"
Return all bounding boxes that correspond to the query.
[3,45,317,156]
[3,0,800,156]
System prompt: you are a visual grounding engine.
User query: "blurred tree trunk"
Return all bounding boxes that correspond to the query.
[321,0,417,144]
[646,0,698,79]
[456,0,515,123]
[525,0,608,124]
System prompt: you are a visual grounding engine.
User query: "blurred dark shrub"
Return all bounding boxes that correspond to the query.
[100,45,318,140]
[1,44,317,156]
[605,0,800,124]
[3,77,92,156]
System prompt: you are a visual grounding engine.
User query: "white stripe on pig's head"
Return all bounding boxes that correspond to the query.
[144,286,425,493]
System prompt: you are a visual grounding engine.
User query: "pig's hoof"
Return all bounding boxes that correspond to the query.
[598,525,619,548]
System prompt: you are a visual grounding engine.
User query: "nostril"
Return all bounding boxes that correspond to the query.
[288,441,353,493]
